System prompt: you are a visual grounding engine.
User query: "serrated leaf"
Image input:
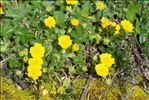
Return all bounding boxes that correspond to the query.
[80,2,90,17]
[53,11,68,28]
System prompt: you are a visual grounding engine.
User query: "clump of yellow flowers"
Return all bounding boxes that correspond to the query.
[110,21,121,35]
[44,16,56,28]
[71,18,79,26]
[101,17,121,35]
[95,53,115,77]
[66,0,77,5]
[58,35,72,49]
[27,43,45,80]
[121,19,134,32]
[101,18,133,34]
[96,1,105,10]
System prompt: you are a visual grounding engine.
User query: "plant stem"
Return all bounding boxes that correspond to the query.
[36,80,40,100]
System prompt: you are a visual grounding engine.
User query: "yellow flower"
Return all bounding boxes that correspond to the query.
[28,64,42,70]
[28,58,43,66]
[72,43,79,51]
[95,63,109,77]
[71,18,79,26]
[121,19,133,32]
[27,65,42,80]
[101,17,111,28]
[0,8,4,15]
[110,22,116,27]
[44,16,56,28]
[114,30,120,35]
[58,35,72,49]
[30,43,45,58]
[96,1,105,10]
[115,24,121,31]
[114,24,121,35]
[66,0,77,5]
[100,53,115,68]
[57,86,65,94]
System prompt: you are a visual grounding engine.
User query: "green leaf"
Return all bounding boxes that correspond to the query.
[139,34,147,44]
[53,11,68,28]
[128,3,139,14]
[5,2,30,18]
[9,58,21,68]
[76,25,84,35]
[54,61,62,69]
[80,2,90,17]
[1,20,14,39]
[14,35,21,44]
[68,66,75,75]
[126,4,139,22]
[135,19,141,34]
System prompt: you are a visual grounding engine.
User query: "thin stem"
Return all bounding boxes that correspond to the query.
[36,80,40,100]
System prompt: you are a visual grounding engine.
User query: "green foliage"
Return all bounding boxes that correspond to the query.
[0,0,149,99]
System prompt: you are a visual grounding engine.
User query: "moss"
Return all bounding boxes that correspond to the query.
[87,79,105,99]
[71,78,87,97]
[126,84,149,100]
[1,76,148,100]
[71,78,122,100]
[86,79,121,100]
[0,76,32,100]
[135,75,143,82]
[40,82,55,100]
[86,79,148,100]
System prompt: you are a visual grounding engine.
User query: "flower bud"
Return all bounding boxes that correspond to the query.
[16,70,21,76]
[93,55,98,62]
[19,51,24,57]
[66,6,71,12]
[82,23,87,28]
[95,34,102,43]
[23,49,28,56]
[82,66,88,72]
[23,56,28,63]
[103,38,110,45]
[43,68,48,73]
[106,78,112,85]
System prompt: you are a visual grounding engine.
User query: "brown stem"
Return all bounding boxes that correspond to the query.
[36,80,40,100]
[80,76,90,100]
